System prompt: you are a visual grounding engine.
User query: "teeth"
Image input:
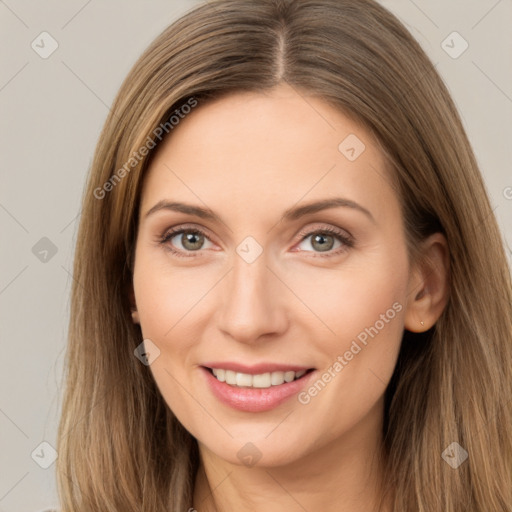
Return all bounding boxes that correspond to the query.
[225,370,237,385]
[284,371,295,383]
[270,371,284,385]
[211,368,308,388]
[236,372,252,387]
[212,368,225,382]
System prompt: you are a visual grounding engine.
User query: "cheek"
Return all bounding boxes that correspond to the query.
[133,247,211,343]
[132,255,210,435]
[286,245,408,346]
[288,242,408,414]
[292,242,408,429]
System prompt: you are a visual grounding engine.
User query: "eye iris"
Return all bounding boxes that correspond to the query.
[312,233,334,252]
[182,232,204,251]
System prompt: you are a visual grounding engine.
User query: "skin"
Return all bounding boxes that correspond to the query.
[130,83,450,512]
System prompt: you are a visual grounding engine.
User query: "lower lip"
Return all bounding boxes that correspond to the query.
[201,367,316,413]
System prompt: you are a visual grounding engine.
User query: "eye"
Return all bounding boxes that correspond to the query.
[294,226,354,257]
[159,225,214,257]
[158,224,354,258]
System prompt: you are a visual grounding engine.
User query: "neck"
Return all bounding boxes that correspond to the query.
[192,399,392,512]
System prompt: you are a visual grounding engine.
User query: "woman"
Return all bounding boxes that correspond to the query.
[55,0,512,510]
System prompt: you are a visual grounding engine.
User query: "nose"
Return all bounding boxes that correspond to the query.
[216,250,289,345]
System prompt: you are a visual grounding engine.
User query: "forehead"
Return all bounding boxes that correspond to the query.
[139,84,398,225]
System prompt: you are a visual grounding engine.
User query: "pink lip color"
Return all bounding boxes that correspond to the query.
[201,366,316,413]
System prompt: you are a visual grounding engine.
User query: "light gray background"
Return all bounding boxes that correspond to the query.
[1,1,511,510]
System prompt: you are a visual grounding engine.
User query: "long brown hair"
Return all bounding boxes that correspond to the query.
[56,0,512,510]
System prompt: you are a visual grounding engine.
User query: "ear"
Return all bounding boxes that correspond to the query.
[128,283,140,324]
[404,232,450,333]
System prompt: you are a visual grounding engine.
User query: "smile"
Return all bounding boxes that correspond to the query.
[201,364,316,412]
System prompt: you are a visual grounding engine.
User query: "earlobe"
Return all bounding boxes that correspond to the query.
[127,284,141,325]
[404,233,450,333]
[131,309,140,324]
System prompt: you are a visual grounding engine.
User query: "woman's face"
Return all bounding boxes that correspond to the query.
[132,83,412,467]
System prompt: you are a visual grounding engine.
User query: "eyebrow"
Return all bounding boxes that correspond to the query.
[144,197,375,224]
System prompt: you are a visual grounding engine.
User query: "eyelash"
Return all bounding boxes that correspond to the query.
[158,224,354,258]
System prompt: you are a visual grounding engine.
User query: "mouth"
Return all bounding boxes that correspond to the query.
[200,364,317,412]
[204,366,315,388]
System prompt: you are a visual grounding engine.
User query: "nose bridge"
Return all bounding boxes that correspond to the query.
[216,246,286,343]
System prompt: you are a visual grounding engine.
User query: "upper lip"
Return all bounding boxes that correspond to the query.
[202,362,314,374]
